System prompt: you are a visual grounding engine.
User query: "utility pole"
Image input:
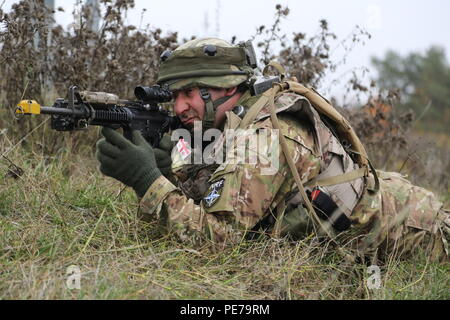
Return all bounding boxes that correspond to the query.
[30,0,55,91]
[203,11,209,36]
[215,0,221,37]
[85,0,101,33]
[33,0,55,49]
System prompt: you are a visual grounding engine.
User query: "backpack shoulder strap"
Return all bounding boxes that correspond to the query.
[237,79,380,194]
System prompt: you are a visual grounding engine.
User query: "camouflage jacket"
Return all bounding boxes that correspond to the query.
[138,90,449,259]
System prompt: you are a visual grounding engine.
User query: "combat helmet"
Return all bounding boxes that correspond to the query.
[156,38,257,129]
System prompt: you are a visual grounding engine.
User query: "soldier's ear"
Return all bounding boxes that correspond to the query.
[225,86,238,96]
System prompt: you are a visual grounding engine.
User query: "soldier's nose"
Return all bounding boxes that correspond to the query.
[174,97,191,116]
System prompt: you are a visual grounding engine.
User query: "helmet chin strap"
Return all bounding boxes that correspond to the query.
[199,88,236,131]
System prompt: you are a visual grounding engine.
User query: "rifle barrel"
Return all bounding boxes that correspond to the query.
[41,106,87,117]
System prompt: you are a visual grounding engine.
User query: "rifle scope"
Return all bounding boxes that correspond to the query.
[134,85,173,103]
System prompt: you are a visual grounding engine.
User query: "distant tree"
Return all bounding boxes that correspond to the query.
[371,46,450,132]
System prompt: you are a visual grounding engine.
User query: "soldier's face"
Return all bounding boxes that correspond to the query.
[173,87,227,129]
[173,88,205,128]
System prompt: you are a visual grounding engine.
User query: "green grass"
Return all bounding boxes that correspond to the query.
[0,132,449,300]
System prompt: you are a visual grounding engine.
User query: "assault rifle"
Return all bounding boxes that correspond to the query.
[15,85,180,146]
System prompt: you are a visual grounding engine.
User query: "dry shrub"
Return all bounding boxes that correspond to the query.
[1,2,447,194]
[0,0,178,134]
[339,94,449,195]
[0,2,448,301]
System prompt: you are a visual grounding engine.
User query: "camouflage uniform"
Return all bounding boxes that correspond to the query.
[139,90,449,261]
[138,37,449,261]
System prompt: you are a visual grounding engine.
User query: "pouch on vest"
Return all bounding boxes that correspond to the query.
[309,187,351,232]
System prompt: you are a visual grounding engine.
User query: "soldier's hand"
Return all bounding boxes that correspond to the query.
[96,127,162,197]
[154,134,173,179]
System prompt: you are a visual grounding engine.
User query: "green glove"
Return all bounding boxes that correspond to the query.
[154,134,173,179]
[96,127,161,198]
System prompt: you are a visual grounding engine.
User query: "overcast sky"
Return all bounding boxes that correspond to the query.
[2,0,450,102]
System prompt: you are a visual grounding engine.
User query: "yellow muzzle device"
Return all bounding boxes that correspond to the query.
[15,100,41,115]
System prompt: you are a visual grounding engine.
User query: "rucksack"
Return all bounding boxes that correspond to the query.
[239,62,379,237]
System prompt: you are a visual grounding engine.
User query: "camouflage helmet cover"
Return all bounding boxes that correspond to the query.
[156,38,254,91]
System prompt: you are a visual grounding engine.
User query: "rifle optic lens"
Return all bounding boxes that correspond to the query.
[134,85,173,103]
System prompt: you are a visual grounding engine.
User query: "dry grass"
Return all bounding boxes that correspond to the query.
[0,128,448,300]
[1,1,448,300]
